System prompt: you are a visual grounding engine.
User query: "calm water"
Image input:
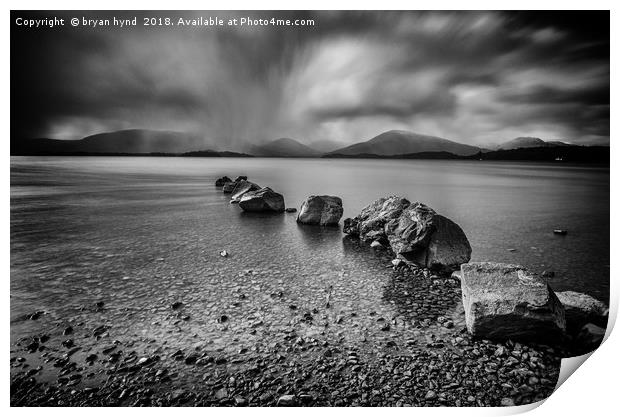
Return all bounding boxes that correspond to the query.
[10,156,609,347]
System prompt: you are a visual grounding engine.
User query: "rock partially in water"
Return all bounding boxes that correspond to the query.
[234,176,248,182]
[222,182,237,193]
[296,195,343,226]
[215,176,232,187]
[344,196,471,272]
[239,187,285,212]
[345,195,409,241]
[343,217,360,235]
[231,180,261,202]
[386,203,471,272]
[461,262,566,343]
[575,323,606,352]
[285,207,297,213]
[556,291,608,333]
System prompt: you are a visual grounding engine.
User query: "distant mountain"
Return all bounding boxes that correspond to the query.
[249,138,321,157]
[308,139,347,153]
[12,129,212,155]
[76,129,208,153]
[328,130,481,157]
[495,137,569,150]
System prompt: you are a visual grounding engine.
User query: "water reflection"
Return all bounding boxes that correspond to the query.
[296,223,343,248]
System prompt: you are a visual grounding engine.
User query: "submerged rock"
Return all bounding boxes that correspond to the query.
[296,195,343,226]
[215,176,232,187]
[231,180,261,202]
[285,207,297,213]
[460,262,565,343]
[239,187,285,212]
[344,196,471,272]
[556,291,608,333]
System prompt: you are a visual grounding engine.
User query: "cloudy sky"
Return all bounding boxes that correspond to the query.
[11,10,609,149]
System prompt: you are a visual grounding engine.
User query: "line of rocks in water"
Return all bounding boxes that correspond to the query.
[219,176,286,212]
[339,194,608,354]
[217,177,608,355]
[215,176,345,226]
[215,179,608,354]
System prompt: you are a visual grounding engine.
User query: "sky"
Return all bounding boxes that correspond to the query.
[11,10,610,149]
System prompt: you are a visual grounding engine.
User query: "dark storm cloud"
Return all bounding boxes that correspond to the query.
[11,10,609,148]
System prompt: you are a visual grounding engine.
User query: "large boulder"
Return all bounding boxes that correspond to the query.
[345,196,410,242]
[215,176,232,187]
[239,187,285,212]
[460,262,566,343]
[385,203,472,271]
[296,195,343,226]
[343,196,471,272]
[556,291,608,333]
[231,180,261,202]
[385,202,436,257]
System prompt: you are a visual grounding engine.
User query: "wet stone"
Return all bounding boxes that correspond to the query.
[277,394,297,406]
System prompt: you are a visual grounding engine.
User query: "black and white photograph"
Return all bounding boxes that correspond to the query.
[8,7,612,409]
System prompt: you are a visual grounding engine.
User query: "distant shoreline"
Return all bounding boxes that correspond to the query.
[10,145,610,164]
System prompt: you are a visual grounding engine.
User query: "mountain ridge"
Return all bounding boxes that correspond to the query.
[11,129,211,155]
[328,130,482,156]
[495,136,569,150]
[248,138,321,157]
[12,129,607,161]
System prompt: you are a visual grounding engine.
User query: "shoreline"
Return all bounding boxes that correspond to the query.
[11,244,564,407]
